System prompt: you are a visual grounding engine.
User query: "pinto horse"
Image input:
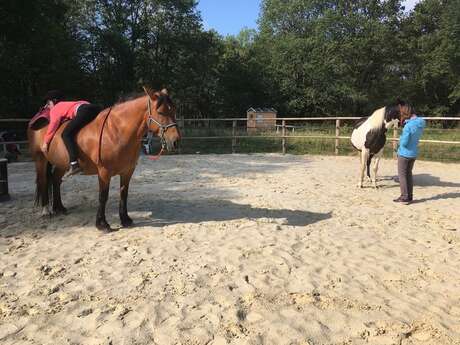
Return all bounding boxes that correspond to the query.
[28,87,181,232]
[351,101,405,188]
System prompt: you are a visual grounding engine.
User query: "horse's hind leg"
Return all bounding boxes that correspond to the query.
[52,167,67,214]
[119,169,134,227]
[35,158,51,216]
[96,169,113,232]
[358,149,368,188]
[372,149,383,189]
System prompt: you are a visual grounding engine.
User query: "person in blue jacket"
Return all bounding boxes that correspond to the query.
[394,104,426,204]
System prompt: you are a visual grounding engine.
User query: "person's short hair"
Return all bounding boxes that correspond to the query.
[43,90,65,103]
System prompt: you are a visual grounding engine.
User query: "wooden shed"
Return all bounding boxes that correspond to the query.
[247,107,277,132]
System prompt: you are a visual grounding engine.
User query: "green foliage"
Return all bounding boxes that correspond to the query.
[258,0,407,116]
[0,0,85,115]
[0,0,459,119]
[401,0,460,116]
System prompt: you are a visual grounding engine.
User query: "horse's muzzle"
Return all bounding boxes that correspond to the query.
[166,139,179,152]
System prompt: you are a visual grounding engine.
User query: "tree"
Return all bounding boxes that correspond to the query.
[0,0,85,117]
[402,0,460,116]
[257,0,406,116]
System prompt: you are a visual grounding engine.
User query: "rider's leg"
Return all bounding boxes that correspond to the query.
[62,104,102,176]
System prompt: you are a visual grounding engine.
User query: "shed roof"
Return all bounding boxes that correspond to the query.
[247,107,277,113]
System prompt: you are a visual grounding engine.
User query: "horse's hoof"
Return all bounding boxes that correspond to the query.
[121,216,133,228]
[96,221,115,233]
[53,207,68,215]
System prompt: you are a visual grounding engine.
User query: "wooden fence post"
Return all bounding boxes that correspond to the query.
[393,126,398,159]
[282,120,286,154]
[0,158,10,202]
[335,119,340,155]
[178,118,184,154]
[232,120,237,153]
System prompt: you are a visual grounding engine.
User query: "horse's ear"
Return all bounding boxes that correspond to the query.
[161,88,168,95]
[396,98,405,106]
[143,86,158,101]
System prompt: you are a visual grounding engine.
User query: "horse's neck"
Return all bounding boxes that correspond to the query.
[368,107,385,130]
[112,96,148,141]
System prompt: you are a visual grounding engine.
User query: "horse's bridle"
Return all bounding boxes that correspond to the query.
[146,97,177,150]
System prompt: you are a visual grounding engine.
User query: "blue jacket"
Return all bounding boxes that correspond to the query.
[398,116,426,158]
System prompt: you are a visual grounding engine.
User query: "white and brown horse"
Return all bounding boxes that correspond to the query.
[351,102,405,188]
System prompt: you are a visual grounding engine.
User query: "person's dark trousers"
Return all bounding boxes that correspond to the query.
[62,104,102,163]
[398,155,416,200]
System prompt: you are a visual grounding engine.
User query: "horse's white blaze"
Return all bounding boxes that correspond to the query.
[385,118,399,129]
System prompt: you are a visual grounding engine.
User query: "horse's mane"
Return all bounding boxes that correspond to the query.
[115,92,145,105]
[364,101,403,130]
[384,104,400,121]
[367,107,386,130]
[114,91,173,110]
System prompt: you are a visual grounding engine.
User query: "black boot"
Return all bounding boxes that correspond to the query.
[63,161,82,179]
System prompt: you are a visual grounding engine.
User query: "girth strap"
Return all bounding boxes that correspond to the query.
[98,107,113,165]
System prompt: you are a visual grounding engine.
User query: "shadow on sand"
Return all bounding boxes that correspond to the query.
[412,174,460,188]
[379,173,460,203]
[1,198,331,237]
[380,173,460,188]
[411,192,460,204]
[131,198,331,228]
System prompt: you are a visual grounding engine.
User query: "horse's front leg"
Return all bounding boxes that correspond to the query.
[52,167,67,215]
[119,170,134,227]
[96,169,113,232]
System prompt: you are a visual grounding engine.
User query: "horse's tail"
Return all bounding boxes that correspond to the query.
[366,154,374,178]
[34,161,53,207]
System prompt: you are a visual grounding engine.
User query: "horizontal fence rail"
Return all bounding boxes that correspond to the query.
[178,116,460,160]
[1,117,459,160]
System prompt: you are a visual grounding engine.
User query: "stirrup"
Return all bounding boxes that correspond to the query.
[63,164,82,179]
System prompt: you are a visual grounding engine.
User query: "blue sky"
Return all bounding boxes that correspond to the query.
[197,0,262,36]
[197,0,421,36]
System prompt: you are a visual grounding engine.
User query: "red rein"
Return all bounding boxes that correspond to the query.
[148,147,164,161]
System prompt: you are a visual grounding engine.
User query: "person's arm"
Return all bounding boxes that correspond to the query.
[43,111,61,145]
[399,124,412,149]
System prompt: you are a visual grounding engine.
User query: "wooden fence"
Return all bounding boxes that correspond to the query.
[178,117,460,157]
[1,117,460,157]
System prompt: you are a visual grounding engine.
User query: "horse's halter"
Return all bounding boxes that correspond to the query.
[146,96,177,150]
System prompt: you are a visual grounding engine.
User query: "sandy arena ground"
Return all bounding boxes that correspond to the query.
[1,154,459,345]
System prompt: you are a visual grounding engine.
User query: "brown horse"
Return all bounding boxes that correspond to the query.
[28,87,181,232]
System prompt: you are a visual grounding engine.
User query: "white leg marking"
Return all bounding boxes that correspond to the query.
[41,206,51,217]
[358,149,368,188]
